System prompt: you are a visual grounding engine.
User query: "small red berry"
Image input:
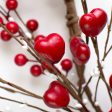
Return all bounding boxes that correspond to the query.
[6,0,18,10]
[74,43,90,65]
[61,59,72,72]
[26,19,38,32]
[1,30,11,41]
[34,35,45,44]
[14,54,28,66]
[0,17,3,24]
[109,75,112,88]
[30,65,42,77]
[70,37,90,65]
[6,22,19,34]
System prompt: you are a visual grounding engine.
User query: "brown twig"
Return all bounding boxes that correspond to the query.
[103,9,112,61]
[91,38,112,103]
[81,76,92,95]
[0,5,7,14]
[0,77,43,99]
[0,85,34,97]
[15,10,26,27]
[94,77,100,102]
[81,0,88,14]
[102,45,112,61]
[0,7,89,112]
[0,96,48,112]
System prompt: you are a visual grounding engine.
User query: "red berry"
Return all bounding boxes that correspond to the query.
[6,22,19,34]
[34,33,65,64]
[6,0,18,10]
[0,17,3,24]
[109,75,112,88]
[74,43,90,65]
[1,30,11,41]
[79,8,107,37]
[70,38,90,65]
[34,35,45,44]
[14,54,28,66]
[26,19,38,32]
[61,59,72,72]
[30,65,42,77]
[43,81,70,108]
[70,37,84,50]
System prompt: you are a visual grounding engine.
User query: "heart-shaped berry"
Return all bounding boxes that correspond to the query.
[70,37,90,65]
[43,81,70,108]
[34,33,65,64]
[80,8,107,37]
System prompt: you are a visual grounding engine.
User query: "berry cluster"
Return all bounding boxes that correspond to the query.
[0,0,112,111]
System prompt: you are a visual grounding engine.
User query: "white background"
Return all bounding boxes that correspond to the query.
[0,0,112,112]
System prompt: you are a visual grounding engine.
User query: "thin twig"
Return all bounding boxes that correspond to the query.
[0,77,43,99]
[103,9,112,61]
[91,38,112,103]
[0,10,6,18]
[0,5,7,14]
[102,45,112,61]
[0,96,48,112]
[94,77,100,102]
[81,76,92,95]
[81,0,88,14]
[15,10,26,27]
[0,85,32,97]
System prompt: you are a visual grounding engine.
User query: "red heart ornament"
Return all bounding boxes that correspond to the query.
[79,8,107,37]
[34,33,65,64]
[43,81,70,108]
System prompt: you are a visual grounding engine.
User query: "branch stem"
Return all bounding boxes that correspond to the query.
[0,96,48,112]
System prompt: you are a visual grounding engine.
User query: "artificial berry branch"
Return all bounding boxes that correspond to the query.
[0,0,112,111]
[0,1,89,111]
[0,5,91,110]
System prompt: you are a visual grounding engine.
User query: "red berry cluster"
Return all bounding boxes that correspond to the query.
[14,54,43,77]
[0,0,39,42]
[0,0,110,110]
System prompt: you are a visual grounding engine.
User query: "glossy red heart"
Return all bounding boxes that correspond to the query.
[79,8,107,37]
[43,81,70,108]
[34,33,65,64]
